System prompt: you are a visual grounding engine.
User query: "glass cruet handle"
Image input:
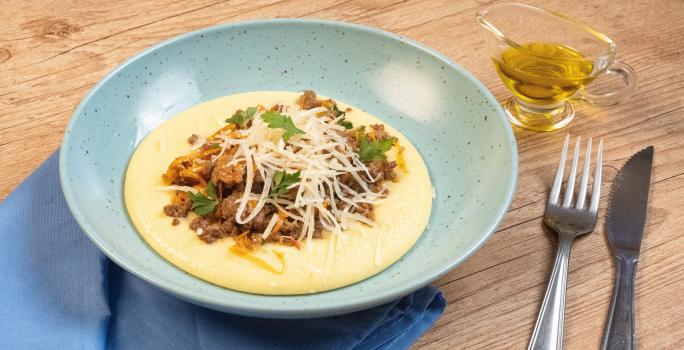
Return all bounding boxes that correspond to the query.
[576,61,637,107]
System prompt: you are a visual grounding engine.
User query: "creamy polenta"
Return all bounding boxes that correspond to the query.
[125,91,432,295]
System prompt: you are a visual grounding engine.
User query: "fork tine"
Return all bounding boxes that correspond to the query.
[589,138,604,213]
[562,136,581,207]
[550,134,570,206]
[575,137,593,209]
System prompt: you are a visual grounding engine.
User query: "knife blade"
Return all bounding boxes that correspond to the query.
[606,146,654,254]
[601,146,654,350]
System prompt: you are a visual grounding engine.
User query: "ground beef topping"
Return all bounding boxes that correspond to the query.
[162,192,192,218]
[187,134,199,145]
[161,90,403,250]
[297,90,320,110]
[211,153,245,187]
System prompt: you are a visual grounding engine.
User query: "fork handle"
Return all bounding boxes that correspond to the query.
[528,235,573,350]
[601,254,638,350]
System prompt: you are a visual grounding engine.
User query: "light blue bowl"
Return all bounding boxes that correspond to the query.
[60,19,517,318]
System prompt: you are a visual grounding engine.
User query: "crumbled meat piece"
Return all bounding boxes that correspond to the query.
[370,182,384,193]
[278,219,301,237]
[171,218,180,226]
[211,153,245,187]
[354,202,374,220]
[199,234,218,243]
[162,203,185,218]
[370,124,390,140]
[252,171,265,193]
[342,130,360,151]
[199,223,229,243]
[189,217,209,231]
[174,174,200,186]
[246,205,275,232]
[297,90,319,110]
[268,218,321,240]
[368,160,397,182]
[221,219,239,237]
[195,159,214,179]
[163,192,192,218]
[218,192,242,220]
[312,226,323,239]
[270,104,284,112]
[187,134,199,145]
[338,172,364,193]
[185,193,241,244]
[254,171,264,184]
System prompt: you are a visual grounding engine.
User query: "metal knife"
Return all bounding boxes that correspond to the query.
[601,146,654,350]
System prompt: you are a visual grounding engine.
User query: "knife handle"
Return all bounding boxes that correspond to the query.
[601,254,638,350]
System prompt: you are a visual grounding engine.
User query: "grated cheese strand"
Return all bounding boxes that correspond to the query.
[158,185,199,194]
[207,102,390,243]
[261,213,280,240]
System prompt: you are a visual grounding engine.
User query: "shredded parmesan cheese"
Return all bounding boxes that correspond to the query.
[158,185,199,194]
[207,105,390,242]
[260,214,280,240]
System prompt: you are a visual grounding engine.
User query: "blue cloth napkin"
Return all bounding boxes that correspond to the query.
[0,151,445,350]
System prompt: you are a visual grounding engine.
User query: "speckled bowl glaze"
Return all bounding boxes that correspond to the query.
[60,19,517,318]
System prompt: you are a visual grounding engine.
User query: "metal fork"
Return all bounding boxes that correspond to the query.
[528,135,604,350]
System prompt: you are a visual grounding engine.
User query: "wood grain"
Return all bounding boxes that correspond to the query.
[1,0,682,348]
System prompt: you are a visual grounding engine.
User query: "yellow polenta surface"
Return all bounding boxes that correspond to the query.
[124,91,432,295]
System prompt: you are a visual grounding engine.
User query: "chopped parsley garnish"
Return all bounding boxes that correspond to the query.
[226,106,257,128]
[328,103,352,129]
[358,136,394,162]
[188,181,218,216]
[337,118,353,129]
[332,104,346,118]
[269,170,301,198]
[261,111,305,142]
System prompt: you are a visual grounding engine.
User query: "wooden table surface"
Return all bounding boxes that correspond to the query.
[2,0,683,348]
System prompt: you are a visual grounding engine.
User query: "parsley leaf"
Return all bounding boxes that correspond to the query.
[337,118,353,129]
[358,136,394,162]
[337,112,354,130]
[331,104,353,129]
[205,181,217,199]
[225,106,257,128]
[269,170,301,198]
[261,111,305,142]
[188,181,218,216]
[332,104,346,118]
